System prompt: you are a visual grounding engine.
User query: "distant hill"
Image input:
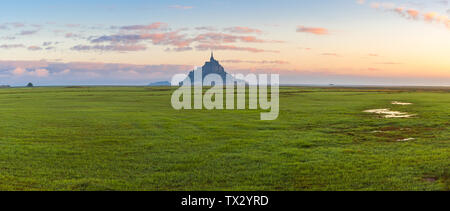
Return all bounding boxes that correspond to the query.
[148,81,171,86]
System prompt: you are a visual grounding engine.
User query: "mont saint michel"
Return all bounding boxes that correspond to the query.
[181,52,239,85]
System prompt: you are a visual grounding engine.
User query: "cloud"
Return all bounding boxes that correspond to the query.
[406,9,420,19]
[0,44,25,49]
[195,26,217,31]
[196,44,279,53]
[193,32,278,44]
[88,28,281,52]
[424,12,438,22]
[28,46,43,51]
[71,44,147,52]
[91,33,175,44]
[1,36,16,40]
[11,67,49,77]
[356,0,365,5]
[296,26,329,35]
[221,60,289,64]
[120,22,168,31]
[393,7,405,16]
[65,33,82,38]
[224,26,262,34]
[20,30,39,35]
[370,2,380,9]
[12,67,26,76]
[54,69,71,76]
[91,34,147,43]
[88,32,191,49]
[65,24,81,28]
[11,22,25,28]
[169,5,194,10]
[369,2,396,10]
[87,31,280,52]
[66,22,283,53]
[363,2,450,29]
[32,69,50,77]
[165,47,193,52]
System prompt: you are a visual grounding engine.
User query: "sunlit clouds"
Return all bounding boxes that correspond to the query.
[361,1,450,29]
[296,26,329,35]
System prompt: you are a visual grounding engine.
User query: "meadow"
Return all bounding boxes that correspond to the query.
[0,86,448,191]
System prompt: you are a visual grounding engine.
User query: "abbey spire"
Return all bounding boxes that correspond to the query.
[210,51,215,62]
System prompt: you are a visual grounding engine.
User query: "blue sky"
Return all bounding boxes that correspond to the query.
[0,0,449,86]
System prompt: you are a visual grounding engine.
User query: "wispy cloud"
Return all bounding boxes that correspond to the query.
[406,9,420,19]
[71,44,147,52]
[221,60,289,64]
[224,26,262,34]
[10,22,25,28]
[165,46,193,52]
[0,44,25,49]
[19,30,39,35]
[120,22,168,31]
[1,36,16,40]
[195,26,217,31]
[196,44,279,53]
[64,24,81,28]
[296,26,329,35]
[84,25,281,53]
[193,32,276,43]
[361,1,450,29]
[11,67,49,77]
[65,33,82,39]
[27,46,43,51]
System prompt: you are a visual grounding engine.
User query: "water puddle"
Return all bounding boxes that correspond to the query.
[371,130,382,133]
[392,101,413,105]
[364,108,415,118]
[397,138,415,142]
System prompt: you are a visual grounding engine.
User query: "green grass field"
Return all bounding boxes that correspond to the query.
[0,86,448,191]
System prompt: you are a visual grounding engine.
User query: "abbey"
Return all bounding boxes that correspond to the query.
[170,53,280,121]
[182,52,230,85]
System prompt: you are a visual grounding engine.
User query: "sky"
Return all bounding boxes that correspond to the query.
[0,0,449,86]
